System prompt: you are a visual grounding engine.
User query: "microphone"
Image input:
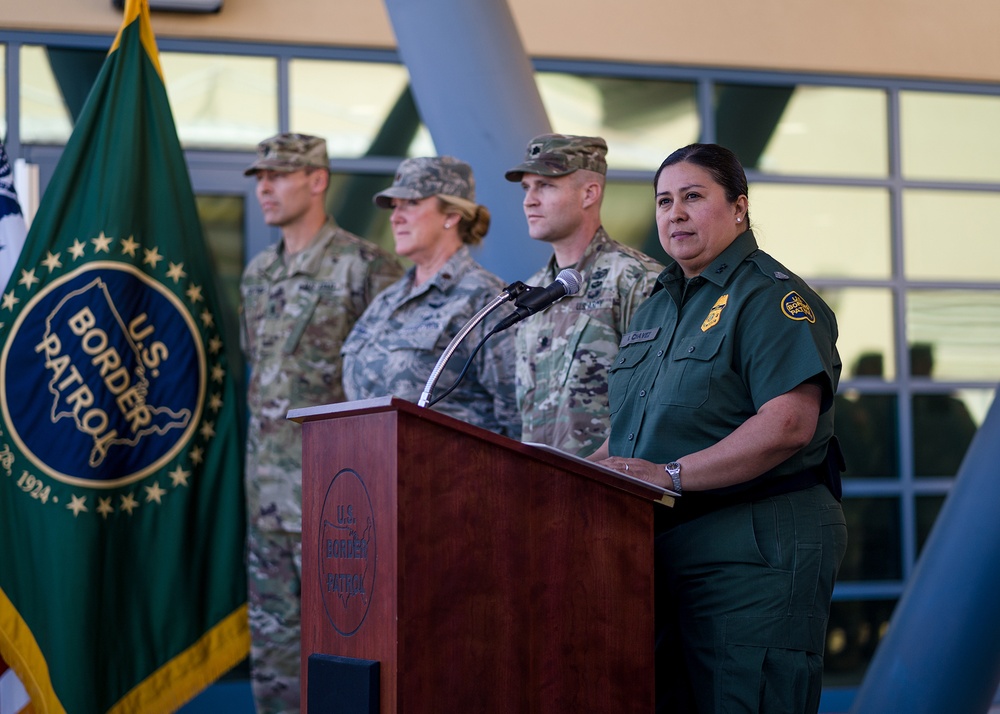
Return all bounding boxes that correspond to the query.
[492,268,583,333]
[418,280,530,408]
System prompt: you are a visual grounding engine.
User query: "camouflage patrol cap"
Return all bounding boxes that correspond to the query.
[373,156,476,209]
[244,132,329,176]
[504,133,608,182]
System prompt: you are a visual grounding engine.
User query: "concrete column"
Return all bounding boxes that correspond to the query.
[382,0,552,282]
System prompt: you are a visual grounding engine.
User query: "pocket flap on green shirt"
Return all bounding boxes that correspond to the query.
[673,331,725,363]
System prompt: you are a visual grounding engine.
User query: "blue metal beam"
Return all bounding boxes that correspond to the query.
[851,393,1000,713]
[381,0,552,282]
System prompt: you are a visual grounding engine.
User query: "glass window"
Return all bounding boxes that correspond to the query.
[839,497,903,581]
[602,179,664,261]
[825,287,896,381]
[537,74,698,171]
[902,189,1000,281]
[19,44,73,144]
[289,59,432,158]
[911,390,982,479]
[825,598,896,686]
[196,194,244,319]
[195,193,246,412]
[901,91,1000,182]
[326,171,395,256]
[749,184,891,279]
[835,393,899,479]
[916,495,947,553]
[160,53,277,149]
[715,84,888,177]
[906,291,1000,381]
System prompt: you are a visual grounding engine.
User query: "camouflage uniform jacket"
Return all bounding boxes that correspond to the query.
[342,245,520,439]
[241,218,403,533]
[515,227,663,457]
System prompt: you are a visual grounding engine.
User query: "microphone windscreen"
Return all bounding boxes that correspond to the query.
[556,268,583,296]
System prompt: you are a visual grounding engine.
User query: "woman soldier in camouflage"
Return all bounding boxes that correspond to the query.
[341,156,520,438]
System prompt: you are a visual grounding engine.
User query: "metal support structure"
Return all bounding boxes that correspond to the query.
[381,0,551,282]
[851,394,1000,714]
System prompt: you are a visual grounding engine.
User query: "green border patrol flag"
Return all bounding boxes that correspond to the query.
[0,0,249,711]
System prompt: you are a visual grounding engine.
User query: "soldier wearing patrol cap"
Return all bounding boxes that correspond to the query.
[240,132,403,714]
[341,156,520,437]
[505,133,663,458]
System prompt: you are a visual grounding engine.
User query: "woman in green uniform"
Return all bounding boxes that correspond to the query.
[589,143,848,713]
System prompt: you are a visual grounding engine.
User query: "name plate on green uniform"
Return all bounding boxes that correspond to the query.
[620,327,660,347]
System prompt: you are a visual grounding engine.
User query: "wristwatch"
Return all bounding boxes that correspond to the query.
[664,462,682,494]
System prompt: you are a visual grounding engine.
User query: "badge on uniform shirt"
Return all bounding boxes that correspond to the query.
[781,291,816,323]
[701,294,729,332]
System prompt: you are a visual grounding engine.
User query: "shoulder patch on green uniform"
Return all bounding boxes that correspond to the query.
[781,291,816,323]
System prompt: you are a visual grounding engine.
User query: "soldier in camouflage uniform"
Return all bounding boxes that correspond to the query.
[342,156,520,438]
[240,133,403,714]
[505,134,663,457]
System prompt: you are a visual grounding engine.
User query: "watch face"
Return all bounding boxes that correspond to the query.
[665,462,682,493]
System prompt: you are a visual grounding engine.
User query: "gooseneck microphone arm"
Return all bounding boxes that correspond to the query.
[417,269,583,410]
[417,281,529,408]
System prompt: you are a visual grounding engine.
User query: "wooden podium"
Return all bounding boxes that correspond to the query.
[288,397,673,714]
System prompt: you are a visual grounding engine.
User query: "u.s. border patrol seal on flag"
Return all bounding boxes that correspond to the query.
[1,260,203,488]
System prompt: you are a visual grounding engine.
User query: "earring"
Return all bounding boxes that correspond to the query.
[736,217,742,223]
[444,222,452,229]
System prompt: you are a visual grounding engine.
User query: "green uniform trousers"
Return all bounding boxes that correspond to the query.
[654,484,848,713]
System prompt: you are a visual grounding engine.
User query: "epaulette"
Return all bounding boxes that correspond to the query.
[746,249,796,284]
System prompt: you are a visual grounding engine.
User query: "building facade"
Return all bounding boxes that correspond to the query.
[3,1,999,710]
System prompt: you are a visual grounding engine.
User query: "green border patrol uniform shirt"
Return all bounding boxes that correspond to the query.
[341,245,520,438]
[515,227,663,457]
[608,230,841,522]
[241,218,403,533]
